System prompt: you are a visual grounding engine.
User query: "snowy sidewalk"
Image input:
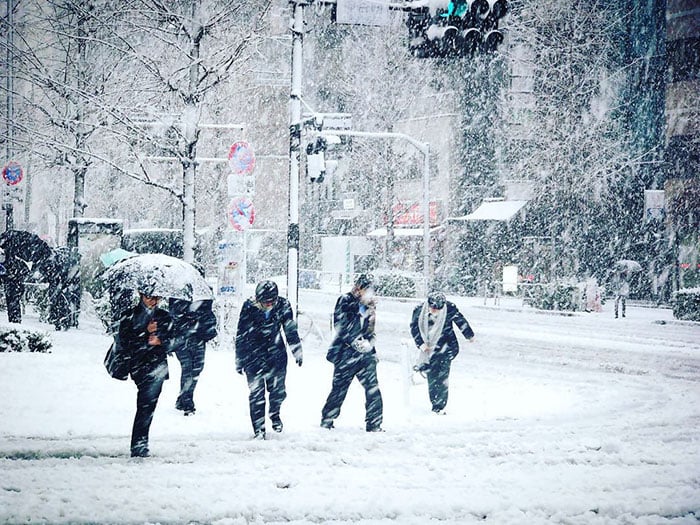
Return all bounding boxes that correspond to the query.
[1,298,698,524]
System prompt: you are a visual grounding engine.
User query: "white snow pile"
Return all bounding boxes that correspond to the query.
[1,293,698,524]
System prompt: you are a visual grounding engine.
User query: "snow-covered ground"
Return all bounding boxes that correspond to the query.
[1,291,699,524]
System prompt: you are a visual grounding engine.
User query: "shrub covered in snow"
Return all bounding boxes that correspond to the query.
[525,282,581,312]
[672,288,700,321]
[374,271,417,298]
[0,327,52,353]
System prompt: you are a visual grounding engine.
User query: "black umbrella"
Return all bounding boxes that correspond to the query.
[0,230,53,279]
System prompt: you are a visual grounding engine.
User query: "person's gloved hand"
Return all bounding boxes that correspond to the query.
[352,337,373,353]
[295,354,303,367]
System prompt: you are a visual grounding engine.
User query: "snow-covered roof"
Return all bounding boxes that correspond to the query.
[451,200,528,222]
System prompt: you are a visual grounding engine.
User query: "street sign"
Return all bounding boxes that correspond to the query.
[302,112,352,131]
[226,197,255,231]
[228,141,256,176]
[336,0,390,26]
[2,161,23,186]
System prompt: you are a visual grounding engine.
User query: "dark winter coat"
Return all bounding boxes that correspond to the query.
[119,301,173,382]
[326,292,376,365]
[410,301,474,362]
[235,296,301,373]
[169,298,218,345]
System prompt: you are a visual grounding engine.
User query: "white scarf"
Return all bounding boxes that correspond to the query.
[418,301,446,348]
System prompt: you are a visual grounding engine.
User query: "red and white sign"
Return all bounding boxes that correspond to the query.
[2,161,23,186]
[228,141,256,176]
[226,197,255,231]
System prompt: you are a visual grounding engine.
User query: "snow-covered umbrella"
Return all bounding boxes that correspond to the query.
[101,253,213,301]
[614,259,642,273]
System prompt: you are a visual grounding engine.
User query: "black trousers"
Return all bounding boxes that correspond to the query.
[175,340,205,412]
[321,353,383,431]
[4,280,23,323]
[245,357,287,434]
[131,363,166,455]
[426,357,451,411]
[614,295,627,317]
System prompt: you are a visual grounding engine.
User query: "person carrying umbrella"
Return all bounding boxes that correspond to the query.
[612,270,630,318]
[235,281,303,439]
[118,281,173,458]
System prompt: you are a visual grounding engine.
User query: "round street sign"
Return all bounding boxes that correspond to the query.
[2,161,23,186]
[228,141,256,176]
[227,197,255,231]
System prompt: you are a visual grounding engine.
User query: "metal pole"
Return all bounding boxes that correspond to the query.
[287,0,305,314]
[422,143,430,291]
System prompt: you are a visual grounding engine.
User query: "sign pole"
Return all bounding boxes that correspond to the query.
[4,0,15,230]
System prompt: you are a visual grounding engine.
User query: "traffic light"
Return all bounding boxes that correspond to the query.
[406,0,509,58]
[306,137,326,183]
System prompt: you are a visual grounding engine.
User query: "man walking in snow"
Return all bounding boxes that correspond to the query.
[321,273,384,432]
[235,281,303,439]
[119,288,173,457]
[169,298,217,416]
[409,291,474,414]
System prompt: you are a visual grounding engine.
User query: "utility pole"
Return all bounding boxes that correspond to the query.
[286,0,433,311]
[287,0,305,314]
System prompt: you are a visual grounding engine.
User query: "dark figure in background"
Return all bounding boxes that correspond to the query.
[410,291,474,414]
[321,273,384,432]
[169,298,217,416]
[45,247,82,330]
[235,281,303,439]
[0,230,52,324]
[119,291,172,458]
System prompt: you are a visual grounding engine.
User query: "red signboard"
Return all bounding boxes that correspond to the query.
[390,201,441,227]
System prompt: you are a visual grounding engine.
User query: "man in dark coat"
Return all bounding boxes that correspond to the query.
[235,281,303,439]
[119,290,172,457]
[321,273,384,432]
[169,298,217,415]
[45,247,82,330]
[409,291,474,414]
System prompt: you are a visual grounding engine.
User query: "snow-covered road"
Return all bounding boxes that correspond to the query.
[1,293,698,524]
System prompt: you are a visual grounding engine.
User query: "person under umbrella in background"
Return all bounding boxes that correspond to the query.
[409,291,474,415]
[235,280,303,439]
[169,298,217,416]
[320,273,384,432]
[0,230,53,324]
[119,285,173,457]
[612,270,630,318]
